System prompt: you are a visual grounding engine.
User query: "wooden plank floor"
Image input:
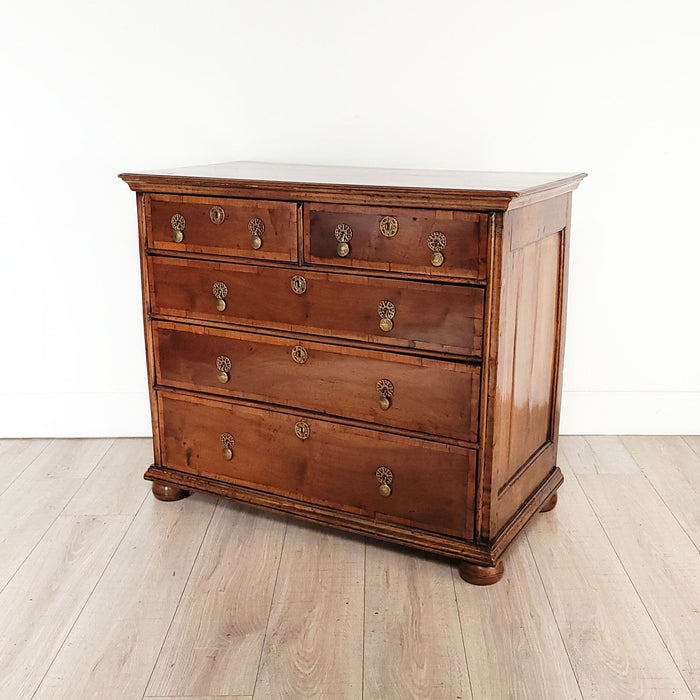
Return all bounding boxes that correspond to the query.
[0,436,697,699]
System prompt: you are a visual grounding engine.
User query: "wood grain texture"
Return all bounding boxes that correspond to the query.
[0,514,132,699]
[120,161,586,211]
[621,436,700,548]
[0,438,51,494]
[306,202,487,281]
[364,543,472,699]
[579,472,700,695]
[0,438,112,590]
[454,537,582,699]
[63,438,152,516]
[153,320,480,443]
[146,502,287,698]
[0,438,695,699]
[147,193,297,262]
[33,495,216,700]
[527,454,692,698]
[253,521,364,699]
[482,194,571,538]
[159,390,475,538]
[560,435,641,475]
[148,255,485,358]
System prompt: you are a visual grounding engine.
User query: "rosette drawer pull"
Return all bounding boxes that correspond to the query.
[221,433,235,461]
[171,213,185,243]
[376,466,393,497]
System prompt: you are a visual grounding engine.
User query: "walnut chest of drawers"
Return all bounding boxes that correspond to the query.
[120,162,586,585]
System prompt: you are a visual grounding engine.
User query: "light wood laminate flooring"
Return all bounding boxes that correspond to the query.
[0,436,698,699]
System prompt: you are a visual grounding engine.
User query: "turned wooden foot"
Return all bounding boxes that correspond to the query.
[540,490,558,513]
[152,481,190,501]
[458,560,504,585]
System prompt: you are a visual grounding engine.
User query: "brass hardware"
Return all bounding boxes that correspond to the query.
[221,432,235,460]
[291,275,307,295]
[376,379,394,410]
[249,217,265,249]
[427,231,446,267]
[291,345,308,364]
[210,206,225,224]
[334,223,353,257]
[379,215,398,238]
[171,213,185,243]
[377,300,396,332]
[294,420,310,440]
[216,355,231,383]
[376,466,393,497]
[212,281,228,312]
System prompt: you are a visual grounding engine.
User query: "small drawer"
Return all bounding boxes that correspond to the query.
[148,257,484,358]
[153,321,480,442]
[159,390,475,538]
[306,203,488,280]
[146,194,297,262]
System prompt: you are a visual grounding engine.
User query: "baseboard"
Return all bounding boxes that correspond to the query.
[0,392,151,438]
[1,391,698,438]
[560,391,700,435]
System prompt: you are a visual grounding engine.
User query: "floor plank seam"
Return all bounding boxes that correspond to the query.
[449,562,475,700]
[622,439,700,555]
[250,515,289,699]
[524,533,585,700]
[0,439,115,598]
[571,469,695,697]
[681,435,700,460]
[141,496,222,700]
[360,537,367,700]
[0,438,53,497]
[29,486,150,700]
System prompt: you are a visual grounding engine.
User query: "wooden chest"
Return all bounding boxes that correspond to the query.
[120,162,586,585]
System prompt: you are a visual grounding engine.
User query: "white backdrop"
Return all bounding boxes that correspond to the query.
[1,0,698,437]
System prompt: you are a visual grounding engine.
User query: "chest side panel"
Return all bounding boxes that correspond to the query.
[483,193,572,538]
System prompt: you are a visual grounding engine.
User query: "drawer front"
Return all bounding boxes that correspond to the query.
[149,257,484,358]
[153,321,480,442]
[159,390,475,538]
[306,203,488,280]
[147,194,297,261]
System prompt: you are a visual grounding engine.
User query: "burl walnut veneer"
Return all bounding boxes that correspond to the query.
[120,162,586,585]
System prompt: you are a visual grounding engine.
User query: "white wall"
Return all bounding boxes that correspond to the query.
[1,0,698,437]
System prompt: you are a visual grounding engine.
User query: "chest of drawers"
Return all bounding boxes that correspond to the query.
[120,162,586,585]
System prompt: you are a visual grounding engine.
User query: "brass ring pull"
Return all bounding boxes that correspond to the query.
[376,466,393,497]
[379,216,398,238]
[291,275,307,295]
[427,231,446,267]
[376,379,394,410]
[171,213,185,243]
[291,345,308,364]
[377,300,396,332]
[221,433,235,460]
[210,206,225,224]
[212,281,228,312]
[249,218,265,250]
[295,420,310,440]
[334,223,353,257]
[216,355,231,383]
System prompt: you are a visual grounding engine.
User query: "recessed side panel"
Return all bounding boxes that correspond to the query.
[484,194,572,537]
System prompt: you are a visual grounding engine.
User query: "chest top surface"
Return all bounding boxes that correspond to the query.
[120,161,586,210]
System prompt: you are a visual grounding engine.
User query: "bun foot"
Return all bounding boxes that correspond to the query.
[458,559,504,586]
[540,490,558,513]
[152,481,190,502]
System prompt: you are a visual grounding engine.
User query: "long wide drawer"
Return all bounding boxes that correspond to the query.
[306,203,488,281]
[148,256,484,357]
[146,194,298,262]
[159,390,475,538]
[153,321,480,442]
